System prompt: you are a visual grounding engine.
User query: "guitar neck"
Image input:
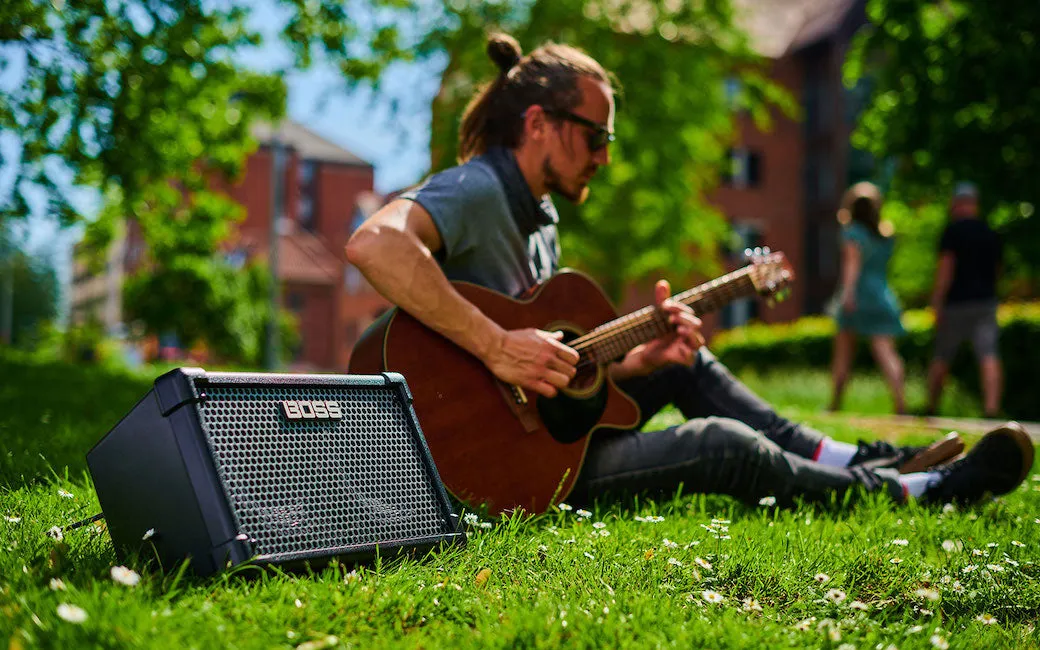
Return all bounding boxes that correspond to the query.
[570,266,759,365]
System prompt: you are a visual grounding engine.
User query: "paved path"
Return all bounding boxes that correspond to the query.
[811,413,1040,442]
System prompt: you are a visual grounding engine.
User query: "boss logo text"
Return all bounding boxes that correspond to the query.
[280,400,343,420]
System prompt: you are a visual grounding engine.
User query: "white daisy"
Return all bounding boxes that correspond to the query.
[701,590,724,604]
[930,634,949,649]
[56,604,87,624]
[825,589,847,604]
[668,557,683,567]
[758,496,776,506]
[1012,540,1026,548]
[463,513,479,525]
[110,566,141,587]
[583,551,595,560]
[694,557,712,570]
[4,516,20,523]
[46,526,63,541]
[49,578,66,591]
[986,564,1004,572]
[976,613,997,625]
[890,539,909,546]
[141,528,155,541]
[592,521,607,529]
[914,588,940,601]
[849,600,869,611]
[814,573,830,584]
[646,515,664,523]
[741,598,762,612]
[941,540,961,553]
[598,529,610,537]
[908,625,924,634]
[890,557,903,564]
[557,503,573,511]
[575,509,592,519]
[662,538,678,549]
[57,489,74,499]
[962,564,978,573]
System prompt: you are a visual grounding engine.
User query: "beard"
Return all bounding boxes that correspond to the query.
[542,157,591,205]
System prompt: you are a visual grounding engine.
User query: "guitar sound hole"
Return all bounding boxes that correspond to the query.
[570,365,599,392]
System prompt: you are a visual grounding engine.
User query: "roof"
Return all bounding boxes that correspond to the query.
[252,120,371,167]
[277,230,341,286]
[734,0,862,58]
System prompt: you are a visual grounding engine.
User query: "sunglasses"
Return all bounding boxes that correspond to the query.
[545,108,615,152]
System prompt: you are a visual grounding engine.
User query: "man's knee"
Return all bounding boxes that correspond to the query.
[675,416,774,457]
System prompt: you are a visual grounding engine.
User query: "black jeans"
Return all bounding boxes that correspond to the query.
[573,348,902,507]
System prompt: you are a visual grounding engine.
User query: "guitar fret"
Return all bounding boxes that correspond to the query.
[573,261,780,364]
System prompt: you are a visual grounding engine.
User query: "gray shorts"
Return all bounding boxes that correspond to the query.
[933,300,1000,362]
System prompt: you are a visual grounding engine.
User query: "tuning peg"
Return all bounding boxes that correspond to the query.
[744,247,754,261]
[762,246,771,255]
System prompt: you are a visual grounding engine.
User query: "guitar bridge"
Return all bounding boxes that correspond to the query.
[511,385,528,405]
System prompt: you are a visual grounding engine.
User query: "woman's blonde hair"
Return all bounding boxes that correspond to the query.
[837,181,893,237]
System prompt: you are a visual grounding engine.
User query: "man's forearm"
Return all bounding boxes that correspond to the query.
[347,226,503,361]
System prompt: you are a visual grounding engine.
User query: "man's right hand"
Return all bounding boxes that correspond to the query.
[483,329,579,398]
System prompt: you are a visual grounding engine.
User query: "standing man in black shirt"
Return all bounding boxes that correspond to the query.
[926,182,1004,417]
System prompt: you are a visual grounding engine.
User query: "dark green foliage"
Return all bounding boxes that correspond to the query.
[713,302,1040,419]
[845,0,1040,290]
[122,258,298,366]
[0,245,59,349]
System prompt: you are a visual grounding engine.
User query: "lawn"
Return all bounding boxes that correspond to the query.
[2,352,1038,649]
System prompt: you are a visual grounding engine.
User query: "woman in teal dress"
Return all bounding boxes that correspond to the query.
[829,182,907,414]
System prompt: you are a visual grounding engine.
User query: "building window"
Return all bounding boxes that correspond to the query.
[724,77,743,111]
[721,223,763,329]
[298,161,317,232]
[722,149,762,189]
[287,291,305,313]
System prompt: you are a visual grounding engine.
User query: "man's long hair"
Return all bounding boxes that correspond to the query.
[457,33,614,163]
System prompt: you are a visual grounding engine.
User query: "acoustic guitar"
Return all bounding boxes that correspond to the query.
[349,251,794,515]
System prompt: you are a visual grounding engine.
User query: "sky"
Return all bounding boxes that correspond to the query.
[2,5,445,318]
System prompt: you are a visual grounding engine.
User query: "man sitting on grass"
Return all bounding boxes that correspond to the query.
[346,33,1034,509]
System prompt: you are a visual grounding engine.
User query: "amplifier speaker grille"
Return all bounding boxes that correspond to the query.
[199,384,447,557]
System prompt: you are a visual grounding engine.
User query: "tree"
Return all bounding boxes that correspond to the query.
[0,0,409,358]
[0,235,59,349]
[408,0,793,299]
[845,0,1040,290]
[123,258,298,365]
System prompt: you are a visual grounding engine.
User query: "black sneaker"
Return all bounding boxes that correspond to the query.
[922,422,1035,504]
[849,433,965,473]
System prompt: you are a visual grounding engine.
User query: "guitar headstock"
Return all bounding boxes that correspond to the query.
[744,247,795,302]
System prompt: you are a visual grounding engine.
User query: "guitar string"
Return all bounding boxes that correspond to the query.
[570,266,761,356]
[568,264,782,370]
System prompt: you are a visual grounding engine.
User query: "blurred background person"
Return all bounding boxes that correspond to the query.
[926,182,1003,418]
[829,182,907,414]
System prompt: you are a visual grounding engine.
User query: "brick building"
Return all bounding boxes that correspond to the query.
[707,0,869,330]
[71,120,391,371]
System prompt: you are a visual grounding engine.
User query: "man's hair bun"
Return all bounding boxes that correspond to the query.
[487,33,522,74]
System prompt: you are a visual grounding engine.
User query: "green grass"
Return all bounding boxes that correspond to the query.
[2,352,1039,648]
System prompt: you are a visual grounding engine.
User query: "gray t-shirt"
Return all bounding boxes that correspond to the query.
[399,157,559,297]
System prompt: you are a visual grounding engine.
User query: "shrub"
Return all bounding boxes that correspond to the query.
[712,302,1040,420]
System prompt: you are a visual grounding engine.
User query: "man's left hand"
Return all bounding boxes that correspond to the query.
[611,279,705,380]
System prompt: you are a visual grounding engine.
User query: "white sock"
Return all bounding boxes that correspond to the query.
[813,438,859,468]
[900,471,944,498]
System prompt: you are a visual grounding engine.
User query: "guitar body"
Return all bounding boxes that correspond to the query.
[349,271,641,515]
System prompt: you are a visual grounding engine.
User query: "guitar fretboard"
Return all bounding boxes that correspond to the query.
[569,265,762,365]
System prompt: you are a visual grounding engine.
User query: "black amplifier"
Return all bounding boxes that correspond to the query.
[87,368,464,575]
